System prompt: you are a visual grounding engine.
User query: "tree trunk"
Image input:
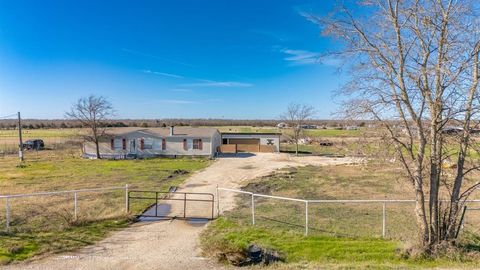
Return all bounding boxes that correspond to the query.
[413,174,429,244]
[95,138,101,159]
[428,113,442,245]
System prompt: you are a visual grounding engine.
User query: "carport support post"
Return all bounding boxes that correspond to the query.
[251,193,255,226]
[125,184,129,213]
[305,201,309,236]
[382,202,386,238]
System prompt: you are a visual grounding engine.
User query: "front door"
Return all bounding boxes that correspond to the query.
[129,139,136,153]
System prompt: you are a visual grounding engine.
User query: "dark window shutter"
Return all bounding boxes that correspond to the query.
[199,139,203,150]
[140,139,144,150]
[183,139,187,150]
[122,138,126,150]
[111,139,114,150]
[162,139,166,150]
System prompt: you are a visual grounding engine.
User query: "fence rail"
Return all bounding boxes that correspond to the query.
[1,185,129,231]
[217,187,480,238]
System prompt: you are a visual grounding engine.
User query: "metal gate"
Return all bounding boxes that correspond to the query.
[128,190,215,220]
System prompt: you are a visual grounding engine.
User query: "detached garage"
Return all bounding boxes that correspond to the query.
[219,132,281,153]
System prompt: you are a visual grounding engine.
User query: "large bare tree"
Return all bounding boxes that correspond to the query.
[282,103,316,156]
[66,95,114,159]
[307,0,480,250]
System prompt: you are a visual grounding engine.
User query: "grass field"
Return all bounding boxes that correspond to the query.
[202,164,480,269]
[0,149,211,264]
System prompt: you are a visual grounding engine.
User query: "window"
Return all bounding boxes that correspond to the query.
[114,139,123,150]
[143,138,153,149]
[152,139,162,150]
[222,138,228,144]
[193,139,202,150]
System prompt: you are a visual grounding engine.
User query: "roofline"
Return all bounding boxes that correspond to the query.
[221,132,282,135]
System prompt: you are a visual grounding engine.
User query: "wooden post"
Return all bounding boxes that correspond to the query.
[18,112,23,161]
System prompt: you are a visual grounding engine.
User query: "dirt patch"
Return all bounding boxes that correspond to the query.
[239,165,256,170]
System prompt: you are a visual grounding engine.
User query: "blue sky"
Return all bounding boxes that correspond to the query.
[0,0,343,119]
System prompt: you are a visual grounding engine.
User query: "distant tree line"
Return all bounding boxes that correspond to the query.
[0,118,374,130]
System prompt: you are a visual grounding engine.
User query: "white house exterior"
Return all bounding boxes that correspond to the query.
[83,127,221,159]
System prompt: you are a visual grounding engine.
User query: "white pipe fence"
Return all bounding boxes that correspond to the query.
[217,187,480,238]
[1,184,129,231]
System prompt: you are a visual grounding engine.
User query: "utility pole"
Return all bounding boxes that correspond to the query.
[18,112,24,161]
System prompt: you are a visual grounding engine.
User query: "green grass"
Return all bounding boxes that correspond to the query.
[0,150,210,193]
[0,218,128,265]
[304,128,362,137]
[202,164,480,268]
[280,144,347,156]
[202,218,480,269]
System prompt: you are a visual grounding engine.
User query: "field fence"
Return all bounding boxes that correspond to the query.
[0,136,83,156]
[217,187,480,239]
[0,185,129,232]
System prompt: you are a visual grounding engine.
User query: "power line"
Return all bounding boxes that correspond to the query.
[0,113,18,119]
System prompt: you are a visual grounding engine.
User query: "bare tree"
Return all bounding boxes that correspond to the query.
[307,0,480,250]
[282,103,316,156]
[66,95,114,159]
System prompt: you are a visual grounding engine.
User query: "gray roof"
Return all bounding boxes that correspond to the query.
[107,127,218,138]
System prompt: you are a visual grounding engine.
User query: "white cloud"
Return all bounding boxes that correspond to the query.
[123,48,194,67]
[181,79,253,87]
[281,49,321,65]
[281,48,341,66]
[142,69,184,79]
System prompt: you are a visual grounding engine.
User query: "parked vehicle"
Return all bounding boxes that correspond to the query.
[23,139,45,150]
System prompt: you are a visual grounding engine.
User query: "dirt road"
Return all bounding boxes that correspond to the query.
[5,153,357,270]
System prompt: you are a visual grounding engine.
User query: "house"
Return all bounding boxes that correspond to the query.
[83,126,221,159]
[219,132,281,153]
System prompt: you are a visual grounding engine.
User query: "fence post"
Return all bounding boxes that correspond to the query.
[74,192,78,220]
[216,185,220,217]
[5,197,10,231]
[382,202,386,238]
[251,193,255,226]
[184,193,187,218]
[125,184,129,213]
[305,201,309,236]
[155,192,159,216]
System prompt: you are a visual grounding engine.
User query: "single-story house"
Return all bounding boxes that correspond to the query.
[219,132,281,153]
[83,126,221,159]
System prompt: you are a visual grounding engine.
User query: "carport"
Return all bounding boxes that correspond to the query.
[219,132,281,153]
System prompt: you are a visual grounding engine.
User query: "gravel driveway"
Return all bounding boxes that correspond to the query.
[5,153,357,270]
